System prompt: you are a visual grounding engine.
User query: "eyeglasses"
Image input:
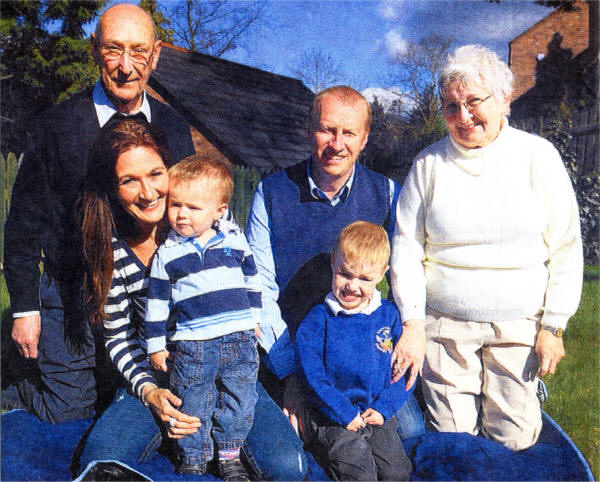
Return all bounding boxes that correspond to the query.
[99,44,154,66]
[443,95,493,116]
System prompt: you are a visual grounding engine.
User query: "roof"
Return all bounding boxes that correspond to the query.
[149,44,315,172]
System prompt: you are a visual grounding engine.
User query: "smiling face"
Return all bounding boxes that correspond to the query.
[443,81,509,149]
[167,178,228,242]
[91,4,161,113]
[115,146,168,228]
[331,253,386,312]
[310,94,369,190]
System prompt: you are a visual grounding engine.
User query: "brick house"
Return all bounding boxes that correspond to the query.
[508,0,598,119]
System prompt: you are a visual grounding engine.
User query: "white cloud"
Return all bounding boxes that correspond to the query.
[385,30,408,58]
[378,0,401,20]
[362,86,406,111]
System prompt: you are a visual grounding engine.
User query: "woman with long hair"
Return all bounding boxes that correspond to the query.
[77,117,307,480]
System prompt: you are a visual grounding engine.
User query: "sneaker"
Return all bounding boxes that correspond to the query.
[176,461,207,475]
[219,458,249,481]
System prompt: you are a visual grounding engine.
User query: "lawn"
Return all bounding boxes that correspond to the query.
[2,269,599,478]
[543,266,599,479]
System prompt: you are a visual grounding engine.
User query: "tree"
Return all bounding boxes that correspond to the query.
[389,34,452,135]
[1,0,105,154]
[139,0,175,43]
[292,48,347,93]
[167,0,264,56]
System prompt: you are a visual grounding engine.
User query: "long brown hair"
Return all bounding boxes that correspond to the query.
[80,117,170,325]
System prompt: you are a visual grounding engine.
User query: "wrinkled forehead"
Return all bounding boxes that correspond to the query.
[96,8,155,45]
[442,77,490,100]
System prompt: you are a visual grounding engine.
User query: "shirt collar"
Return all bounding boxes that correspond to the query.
[164,226,225,248]
[325,289,382,316]
[306,158,355,206]
[93,80,152,127]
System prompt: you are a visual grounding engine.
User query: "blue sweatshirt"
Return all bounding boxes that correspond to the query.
[295,292,413,427]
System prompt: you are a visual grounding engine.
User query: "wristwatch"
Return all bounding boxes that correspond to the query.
[541,325,564,338]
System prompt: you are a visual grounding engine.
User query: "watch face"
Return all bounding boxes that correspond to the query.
[555,328,564,338]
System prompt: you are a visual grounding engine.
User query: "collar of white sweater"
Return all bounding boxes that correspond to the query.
[447,117,510,176]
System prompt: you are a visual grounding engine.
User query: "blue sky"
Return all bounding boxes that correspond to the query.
[221,0,550,91]
[98,0,551,96]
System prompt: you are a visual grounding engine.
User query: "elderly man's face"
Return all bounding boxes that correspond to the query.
[91,6,161,113]
[310,95,369,184]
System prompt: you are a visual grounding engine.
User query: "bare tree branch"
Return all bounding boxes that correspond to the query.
[292,48,346,93]
[168,0,264,56]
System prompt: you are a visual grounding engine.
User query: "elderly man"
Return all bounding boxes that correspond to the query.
[245,85,425,438]
[4,3,194,423]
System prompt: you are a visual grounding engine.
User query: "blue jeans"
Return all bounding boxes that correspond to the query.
[395,392,426,439]
[171,332,259,464]
[78,384,308,480]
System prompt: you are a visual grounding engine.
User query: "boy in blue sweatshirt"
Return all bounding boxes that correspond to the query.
[295,221,413,481]
[145,156,260,480]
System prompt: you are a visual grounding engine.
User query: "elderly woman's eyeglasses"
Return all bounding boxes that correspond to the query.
[99,44,154,66]
[443,95,493,116]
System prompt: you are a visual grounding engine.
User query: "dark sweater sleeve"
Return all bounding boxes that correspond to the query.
[370,308,414,420]
[295,306,359,427]
[4,120,50,313]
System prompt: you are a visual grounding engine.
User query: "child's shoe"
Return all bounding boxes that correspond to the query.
[176,461,207,475]
[218,457,249,481]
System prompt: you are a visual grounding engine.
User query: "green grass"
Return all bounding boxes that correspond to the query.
[543,271,599,479]
[585,264,600,276]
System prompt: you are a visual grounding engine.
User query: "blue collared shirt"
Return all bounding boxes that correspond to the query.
[245,158,398,379]
[92,80,152,127]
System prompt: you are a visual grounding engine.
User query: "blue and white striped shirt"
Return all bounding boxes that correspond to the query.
[103,237,156,399]
[145,226,262,354]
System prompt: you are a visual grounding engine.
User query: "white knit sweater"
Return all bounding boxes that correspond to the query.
[390,122,583,330]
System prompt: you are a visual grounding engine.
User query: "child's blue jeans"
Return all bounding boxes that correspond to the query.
[171,330,259,465]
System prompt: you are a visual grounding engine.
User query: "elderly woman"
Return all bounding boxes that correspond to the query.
[390,44,582,451]
[77,117,307,479]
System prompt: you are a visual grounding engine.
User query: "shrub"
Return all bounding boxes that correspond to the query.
[546,120,600,264]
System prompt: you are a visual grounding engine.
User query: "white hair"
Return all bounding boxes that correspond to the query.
[439,45,514,105]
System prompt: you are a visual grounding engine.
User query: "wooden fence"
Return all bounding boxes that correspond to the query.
[513,107,599,176]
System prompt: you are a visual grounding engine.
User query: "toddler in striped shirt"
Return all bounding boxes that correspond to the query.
[145,155,260,480]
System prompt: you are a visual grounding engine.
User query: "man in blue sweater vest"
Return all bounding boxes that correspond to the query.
[245,85,425,439]
[296,221,412,480]
[3,4,194,423]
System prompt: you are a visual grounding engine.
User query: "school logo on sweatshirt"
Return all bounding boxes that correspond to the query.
[375,327,393,353]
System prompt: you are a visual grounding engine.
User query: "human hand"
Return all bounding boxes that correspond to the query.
[346,413,366,432]
[361,408,384,426]
[143,385,202,440]
[255,324,261,338]
[149,350,169,372]
[391,319,426,390]
[12,315,41,359]
[536,329,565,376]
[282,374,306,437]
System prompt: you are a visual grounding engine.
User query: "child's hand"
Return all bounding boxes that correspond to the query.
[346,413,366,432]
[150,350,169,372]
[362,408,384,426]
[255,324,261,338]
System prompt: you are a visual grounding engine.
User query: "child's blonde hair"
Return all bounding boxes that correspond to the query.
[168,155,234,204]
[332,221,390,270]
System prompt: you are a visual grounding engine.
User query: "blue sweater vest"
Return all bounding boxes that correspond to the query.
[262,161,392,337]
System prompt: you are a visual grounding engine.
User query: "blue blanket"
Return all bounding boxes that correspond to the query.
[1,409,592,481]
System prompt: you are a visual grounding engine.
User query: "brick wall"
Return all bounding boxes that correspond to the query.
[509,1,589,100]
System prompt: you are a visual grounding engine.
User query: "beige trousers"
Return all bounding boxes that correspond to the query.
[422,308,542,451]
